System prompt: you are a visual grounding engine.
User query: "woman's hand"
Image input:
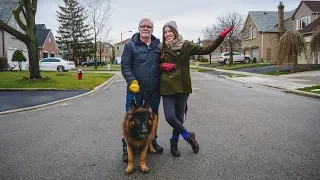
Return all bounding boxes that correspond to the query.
[161,63,176,72]
[220,26,234,37]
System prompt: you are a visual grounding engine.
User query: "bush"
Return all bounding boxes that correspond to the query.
[252,57,257,63]
[0,57,8,71]
[199,57,208,62]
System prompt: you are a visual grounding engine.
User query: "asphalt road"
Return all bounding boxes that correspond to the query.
[0,90,89,112]
[0,72,319,180]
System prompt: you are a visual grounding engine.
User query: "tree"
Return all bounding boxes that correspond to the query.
[86,0,112,69]
[202,12,245,66]
[310,30,320,64]
[0,57,8,71]
[276,30,306,70]
[0,0,41,79]
[12,50,27,71]
[56,0,93,65]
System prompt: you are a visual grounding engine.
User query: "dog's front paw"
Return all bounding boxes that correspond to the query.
[141,166,150,173]
[125,166,134,174]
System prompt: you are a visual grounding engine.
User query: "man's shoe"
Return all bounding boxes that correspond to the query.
[122,147,128,163]
[186,132,199,153]
[152,139,164,153]
[170,138,180,157]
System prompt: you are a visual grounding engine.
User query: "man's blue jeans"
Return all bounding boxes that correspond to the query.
[122,91,160,148]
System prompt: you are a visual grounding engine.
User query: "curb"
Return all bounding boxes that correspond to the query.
[0,88,90,91]
[286,89,320,99]
[0,72,121,116]
[218,75,320,99]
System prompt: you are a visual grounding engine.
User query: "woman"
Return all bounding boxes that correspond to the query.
[160,20,233,157]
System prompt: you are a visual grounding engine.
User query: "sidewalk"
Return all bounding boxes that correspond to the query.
[191,65,320,99]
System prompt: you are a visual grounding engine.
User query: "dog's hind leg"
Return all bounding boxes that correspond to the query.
[125,140,134,174]
[140,143,150,173]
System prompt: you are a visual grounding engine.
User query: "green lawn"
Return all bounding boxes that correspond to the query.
[76,64,121,71]
[227,74,249,78]
[216,63,271,70]
[297,85,320,94]
[0,71,114,90]
[190,67,213,72]
[263,67,320,76]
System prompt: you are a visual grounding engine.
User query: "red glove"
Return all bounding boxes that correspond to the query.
[161,63,176,72]
[220,26,234,37]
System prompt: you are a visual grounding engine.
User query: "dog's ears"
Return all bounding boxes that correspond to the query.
[129,99,137,112]
[142,99,150,110]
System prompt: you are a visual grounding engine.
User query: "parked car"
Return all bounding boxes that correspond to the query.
[39,57,75,72]
[217,52,251,65]
[81,60,105,66]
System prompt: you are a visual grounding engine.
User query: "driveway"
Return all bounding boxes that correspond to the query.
[0,90,89,112]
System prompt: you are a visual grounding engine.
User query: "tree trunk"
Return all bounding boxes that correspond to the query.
[209,54,212,64]
[94,36,97,69]
[27,35,41,78]
[25,2,41,79]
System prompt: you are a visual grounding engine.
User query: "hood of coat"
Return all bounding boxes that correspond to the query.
[131,33,160,48]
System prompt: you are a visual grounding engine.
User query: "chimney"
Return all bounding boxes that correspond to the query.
[278,2,285,32]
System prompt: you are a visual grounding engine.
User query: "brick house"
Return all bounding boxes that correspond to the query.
[36,24,59,60]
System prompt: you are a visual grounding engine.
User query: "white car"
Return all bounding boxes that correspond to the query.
[39,57,75,72]
[217,52,251,65]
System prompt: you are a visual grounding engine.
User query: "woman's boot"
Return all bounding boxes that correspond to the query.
[170,138,180,157]
[186,132,199,153]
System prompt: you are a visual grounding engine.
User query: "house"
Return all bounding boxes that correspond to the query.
[0,0,29,70]
[36,24,59,60]
[114,38,131,63]
[293,0,320,64]
[242,2,295,63]
[94,41,113,63]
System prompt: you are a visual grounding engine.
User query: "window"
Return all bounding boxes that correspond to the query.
[48,37,51,43]
[116,46,120,51]
[50,59,60,62]
[297,16,310,30]
[252,27,256,39]
[249,25,253,39]
[40,59,50,62]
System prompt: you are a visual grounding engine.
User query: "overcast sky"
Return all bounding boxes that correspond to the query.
[35,0,301,44]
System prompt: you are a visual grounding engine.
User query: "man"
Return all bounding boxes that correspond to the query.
[121,18,163,163]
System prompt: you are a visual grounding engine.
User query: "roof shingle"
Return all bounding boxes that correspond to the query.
[303,1,320,12]
[249,10,295,32]
[0,0,19,22]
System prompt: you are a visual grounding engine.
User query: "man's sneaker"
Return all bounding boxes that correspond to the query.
[122,147,128,163]
[152,139,164,153]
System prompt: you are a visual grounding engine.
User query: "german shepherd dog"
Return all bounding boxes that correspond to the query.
[122,99,158,174]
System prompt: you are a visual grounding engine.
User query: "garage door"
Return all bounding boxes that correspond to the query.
[252,48,260,62]
[7,49,29,70]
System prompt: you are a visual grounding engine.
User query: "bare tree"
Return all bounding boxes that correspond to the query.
[0,0,41,79]
[86,0,112,69]
[202,12,245,66]
[98,27,111,63]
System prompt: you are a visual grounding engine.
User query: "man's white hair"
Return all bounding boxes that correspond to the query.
[139,18,154,28]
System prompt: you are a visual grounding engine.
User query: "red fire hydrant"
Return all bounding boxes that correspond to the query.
[78,69,83,80]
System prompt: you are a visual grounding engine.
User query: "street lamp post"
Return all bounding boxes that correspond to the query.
[120,30,132,57]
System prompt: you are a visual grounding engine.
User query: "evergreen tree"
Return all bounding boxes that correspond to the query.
[56,0,93,65]
[12,50,27,71]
